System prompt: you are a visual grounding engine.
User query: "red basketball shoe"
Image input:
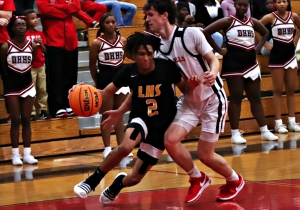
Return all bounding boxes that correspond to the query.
[185,171,211,203]
[216,174,245,201]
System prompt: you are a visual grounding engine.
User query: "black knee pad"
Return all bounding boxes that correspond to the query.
[137,149,159,175]
[126,122,145,141]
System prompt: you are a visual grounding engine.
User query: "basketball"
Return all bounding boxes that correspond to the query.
[69,84,102,117]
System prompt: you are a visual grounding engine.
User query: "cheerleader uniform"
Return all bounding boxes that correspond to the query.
[222,15,260,80]
[96,34,129,95]
[4,39,35,98]
[268,11,298,69]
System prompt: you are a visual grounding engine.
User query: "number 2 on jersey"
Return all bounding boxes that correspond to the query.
[146,99,158,117]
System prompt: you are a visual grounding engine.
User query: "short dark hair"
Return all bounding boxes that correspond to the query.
[143,0,177,25]
[125,32,161,58]
[23,9,36,17]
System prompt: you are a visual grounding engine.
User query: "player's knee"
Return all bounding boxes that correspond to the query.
[117,143,134,157]
[164,132,179,148]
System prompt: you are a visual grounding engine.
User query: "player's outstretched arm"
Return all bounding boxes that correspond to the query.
[101,92,132,130]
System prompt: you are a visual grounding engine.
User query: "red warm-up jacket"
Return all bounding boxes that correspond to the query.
[36,0,80,51]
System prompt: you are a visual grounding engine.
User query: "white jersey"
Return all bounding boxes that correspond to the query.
[97,35,124,68]
[226,15,255,50]
[271,11,294,44]
[158,26,223,102]
[7,39,32,74]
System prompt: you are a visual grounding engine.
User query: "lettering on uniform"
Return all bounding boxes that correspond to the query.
[237,30,254,37]
[278,28,294,35]
[138,84,162,98]
[83,90,90,111]
[12,56,31,64]
[104,52,123,60]
[173,56,186,63]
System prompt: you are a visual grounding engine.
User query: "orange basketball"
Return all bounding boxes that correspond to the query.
[69,84,102,117]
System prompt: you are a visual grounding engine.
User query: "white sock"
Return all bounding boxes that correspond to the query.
[260,125,268,133]
[275,119,283,126]
[187,165,201,178]
[288,117,296,125]
[231,129,240,136]
[23,147,31,156]
[104,146,112,151]
[12,148,19,156]
[226,170,239,181]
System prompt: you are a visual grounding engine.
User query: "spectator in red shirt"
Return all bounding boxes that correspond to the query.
[0,0,15,122]
[24,9,52,121]
[36,0,80,118]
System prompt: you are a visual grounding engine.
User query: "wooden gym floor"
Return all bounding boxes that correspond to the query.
[1,133,300,210]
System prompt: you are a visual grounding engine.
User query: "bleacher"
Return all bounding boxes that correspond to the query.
[0,0,300,162]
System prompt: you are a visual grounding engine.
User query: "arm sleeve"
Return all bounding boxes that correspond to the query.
[36,0,79,18]
[221,2,229,17]
[3,0,15,11]
[184,27,213,56]
[53,0,81,15]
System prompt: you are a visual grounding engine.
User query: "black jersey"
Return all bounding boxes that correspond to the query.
[113,58,182,130]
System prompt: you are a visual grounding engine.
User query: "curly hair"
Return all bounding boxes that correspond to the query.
[125,32,161,59]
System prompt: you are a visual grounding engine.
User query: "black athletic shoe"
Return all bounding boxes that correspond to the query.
[39,110,52,120]
[30,115,37,121]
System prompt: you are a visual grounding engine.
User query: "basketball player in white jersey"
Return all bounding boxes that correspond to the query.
[202,0,279,144]
[143,0,244,202]
[260,0,300,134]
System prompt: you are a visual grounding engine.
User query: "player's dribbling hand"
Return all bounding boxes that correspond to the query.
[203,71,216,87]
[101,110,122,130]
[68,82,85,99]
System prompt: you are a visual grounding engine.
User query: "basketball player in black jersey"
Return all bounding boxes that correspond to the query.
[0,16,38,165]
[73,32,200,204]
